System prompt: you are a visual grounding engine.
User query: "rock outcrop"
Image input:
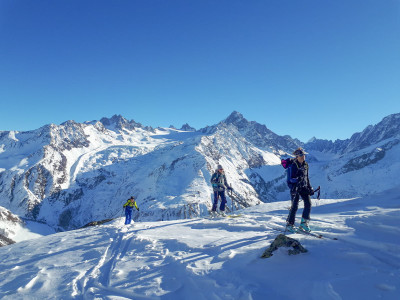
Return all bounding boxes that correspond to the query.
[261,234,308,258]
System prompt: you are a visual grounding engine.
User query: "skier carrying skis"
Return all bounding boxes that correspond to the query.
[286,148,314,233]
[210,164,232,216]
[123,196,139,225]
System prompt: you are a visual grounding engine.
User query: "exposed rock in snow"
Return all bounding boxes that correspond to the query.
[81,218,115,228]
[0,233,15,247]
[0,206,22,246]
[261,233,308,258]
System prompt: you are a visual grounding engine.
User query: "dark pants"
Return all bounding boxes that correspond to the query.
[212,190,227,211]
[287,189,311,225]
[125,207,133,225]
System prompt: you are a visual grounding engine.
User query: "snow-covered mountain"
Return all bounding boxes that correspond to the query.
[300,113,400,197]
[202,111,301,153]
[305,113,400,154]
[0,112,399,231]
[0,190,399,299]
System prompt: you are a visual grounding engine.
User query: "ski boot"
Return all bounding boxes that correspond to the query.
[286,223,296,233]
[299,218,311,232]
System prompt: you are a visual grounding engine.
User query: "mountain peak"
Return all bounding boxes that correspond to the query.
[307,137,317,143]
[100,115,127,126]
[216,111,301,152]
[180,123,196,131]
[224,111,246,125]
[99,115,143,131]
[381,112,400,125]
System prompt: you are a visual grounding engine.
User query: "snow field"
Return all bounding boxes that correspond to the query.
[0,189,399,299]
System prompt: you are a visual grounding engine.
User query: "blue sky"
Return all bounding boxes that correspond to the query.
[0,0,399,142]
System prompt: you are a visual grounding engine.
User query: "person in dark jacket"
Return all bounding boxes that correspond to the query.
[286,148,314,232]
[210,164,232,216]
[123,196,139,225]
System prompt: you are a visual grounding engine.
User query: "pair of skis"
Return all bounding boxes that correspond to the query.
[287,226,338,240]
[290,227,323,239]
[208,212,242,219]
[266,224,338,240]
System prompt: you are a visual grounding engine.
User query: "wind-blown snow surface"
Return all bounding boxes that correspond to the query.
[1,188,399,300]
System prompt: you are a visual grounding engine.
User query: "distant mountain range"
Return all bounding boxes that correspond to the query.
[0,111,399,231]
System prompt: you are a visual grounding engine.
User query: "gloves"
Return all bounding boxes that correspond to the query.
[137,208,140,211]
[309,187,315,196]
[227,186,233,191]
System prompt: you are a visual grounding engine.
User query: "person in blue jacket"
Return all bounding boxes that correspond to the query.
[286,148,314,232]
[123,196,139,225]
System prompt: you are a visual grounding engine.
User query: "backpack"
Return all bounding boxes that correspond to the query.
[281,158,294,169]
[281,158,295,187]
[211,172,220,189]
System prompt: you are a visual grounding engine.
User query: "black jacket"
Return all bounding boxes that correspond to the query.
[288,160,312,192]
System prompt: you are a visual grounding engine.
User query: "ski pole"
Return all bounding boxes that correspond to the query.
[314,186,321,206]
[228,185,233,212]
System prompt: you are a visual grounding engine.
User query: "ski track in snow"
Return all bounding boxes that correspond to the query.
[0,192,400,300]
[70,224,159,300]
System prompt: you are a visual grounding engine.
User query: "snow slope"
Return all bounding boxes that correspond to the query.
[0,188,399,300]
